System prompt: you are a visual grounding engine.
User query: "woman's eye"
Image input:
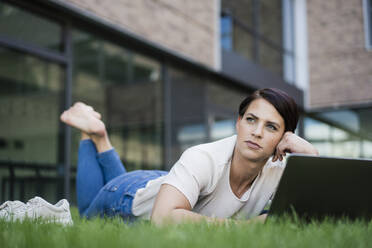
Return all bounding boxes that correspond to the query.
[267,125,277,131]
[246,117,255,123]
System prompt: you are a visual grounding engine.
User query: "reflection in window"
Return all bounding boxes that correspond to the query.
[177,124,207,152]
[259,0,282,45]
[259,40,282,76]
[317,110,360,133]
[221,0,295,82]
[233,23,255,61]
[71,30,163,171]
[304,114,372,159]
[0,48,63,202]
[363,0,372,50]
[168,67,207,165]
[0,48,63,164]
[210,119,235,141]
[221,13,233,51]
[221,0,253,28]
[206,82,247,142]
[362,140,372,157]
[0,2,62,51]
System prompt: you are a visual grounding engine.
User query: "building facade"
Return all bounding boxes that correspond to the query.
[0,0,371,204]
[303,0,372,160]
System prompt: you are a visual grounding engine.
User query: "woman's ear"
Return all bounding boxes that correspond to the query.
[236,116,242,131]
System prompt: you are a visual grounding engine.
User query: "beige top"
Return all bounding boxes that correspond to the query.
[131,135,285,220]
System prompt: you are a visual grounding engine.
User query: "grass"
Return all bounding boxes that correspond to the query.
[1,208,372,248]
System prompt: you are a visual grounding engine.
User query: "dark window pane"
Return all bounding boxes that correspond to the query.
[259,41,283,76]
[206,82,249,142]
[0,48,63,163]
[71,30,163,171]
[0,2,62,52]
[168,67,207,165]
[233,24,255,61]
[369,0,372,45]
[259,0,283,46]
[221,14,233,51]
[221,0,253,28]
[0,48,63,202]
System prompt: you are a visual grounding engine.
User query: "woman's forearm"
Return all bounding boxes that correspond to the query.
[151,208,225,225]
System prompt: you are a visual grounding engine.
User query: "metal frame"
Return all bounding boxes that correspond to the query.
[0,35,67,64]
[62,23,73,200]
[162,63,172,170]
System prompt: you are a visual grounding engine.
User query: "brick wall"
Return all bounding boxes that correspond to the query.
[63,0,218,69]
[307,0,372,108]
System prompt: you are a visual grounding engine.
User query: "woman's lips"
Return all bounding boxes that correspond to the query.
[245,141,262,150]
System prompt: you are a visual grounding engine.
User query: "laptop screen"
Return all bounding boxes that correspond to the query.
[268,154,372,221]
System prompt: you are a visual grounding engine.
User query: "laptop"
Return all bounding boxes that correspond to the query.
[268,154,372,221]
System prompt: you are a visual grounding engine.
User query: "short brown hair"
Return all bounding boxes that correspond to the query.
[238,88,299,132]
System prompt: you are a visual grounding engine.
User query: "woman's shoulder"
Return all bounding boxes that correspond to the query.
[184,135,237,165]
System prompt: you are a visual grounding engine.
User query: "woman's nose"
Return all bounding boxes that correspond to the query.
[252,124,263,138]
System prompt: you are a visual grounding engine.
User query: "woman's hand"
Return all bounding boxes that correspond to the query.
[272,131,318,162]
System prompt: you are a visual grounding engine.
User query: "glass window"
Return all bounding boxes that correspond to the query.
[210,118,235,141]
[221,13,233,51]
[0,3,62,52]
[169,73,250,164]
[0,47,64,202]
[0,48,63,164]
[206,82,249,142]
[259,41,283,75]
[363,0,372,50]
[221,0,255,61]
[168,67,207,165]
[221,0,295,81]
[259,0,282,46]
[304,107,372,159]
[206,82,247,113]
[282,0,295,84]
[71,30,163,171]
[233,24,255,61]
[221,0,253,28]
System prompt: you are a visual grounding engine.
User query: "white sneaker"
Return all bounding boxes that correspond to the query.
[0,197,73,225]
[0,200,27,221]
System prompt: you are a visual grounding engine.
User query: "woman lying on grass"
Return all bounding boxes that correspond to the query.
[60,88,318,225]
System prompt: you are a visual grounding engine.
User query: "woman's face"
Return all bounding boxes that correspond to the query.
[235,98,285,163]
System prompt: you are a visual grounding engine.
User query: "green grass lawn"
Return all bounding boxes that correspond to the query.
[1,208,371,248]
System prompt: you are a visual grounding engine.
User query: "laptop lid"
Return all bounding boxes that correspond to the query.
[268,154,372,221]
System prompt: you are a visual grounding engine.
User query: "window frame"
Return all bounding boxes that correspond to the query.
[220,0,296,83]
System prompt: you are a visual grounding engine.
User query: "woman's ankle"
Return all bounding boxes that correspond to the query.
[81,132,91,141]
[91,131,113,153]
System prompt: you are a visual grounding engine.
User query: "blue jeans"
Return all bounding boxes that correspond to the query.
[76,139,167,220]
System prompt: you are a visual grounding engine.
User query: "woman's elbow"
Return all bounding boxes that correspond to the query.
[150,208,173,225]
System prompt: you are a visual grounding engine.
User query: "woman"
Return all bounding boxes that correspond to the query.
[60,88,318,224]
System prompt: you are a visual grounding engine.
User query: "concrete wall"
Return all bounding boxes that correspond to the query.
[62,0,218,69]
[307,0,372,108]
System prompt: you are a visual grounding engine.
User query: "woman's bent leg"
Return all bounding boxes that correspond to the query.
[76,139,105,215]
[97,149,126,184]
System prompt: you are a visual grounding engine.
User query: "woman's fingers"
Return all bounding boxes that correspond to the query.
[273,139,289,162]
